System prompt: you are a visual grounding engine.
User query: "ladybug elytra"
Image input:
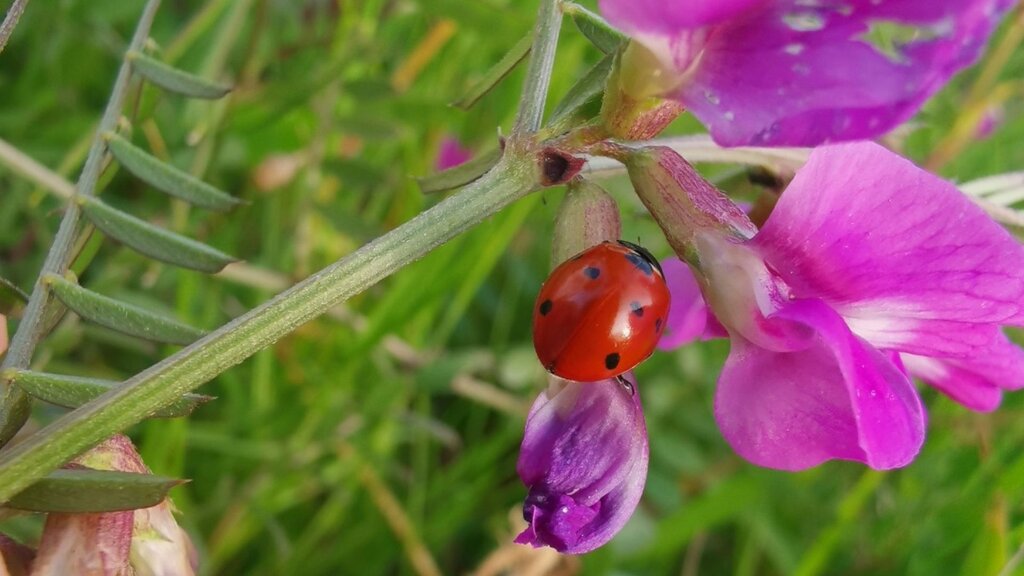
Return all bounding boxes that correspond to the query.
[532,240,671,382]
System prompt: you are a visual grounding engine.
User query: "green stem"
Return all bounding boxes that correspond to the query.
[512,0,562,135]
[0,0,163,446]
[0,0,30,56]
[0,155,539,504]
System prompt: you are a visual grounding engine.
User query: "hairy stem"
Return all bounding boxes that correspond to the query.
[512,0,562,135]
[0,0,29,55]
[0,0,163,446]
[0,154,539,503]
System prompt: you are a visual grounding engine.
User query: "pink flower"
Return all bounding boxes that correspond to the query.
[515,374,648,554]
[597,0,1013,146]
[435,137,473,171]
[628,142,1024,470]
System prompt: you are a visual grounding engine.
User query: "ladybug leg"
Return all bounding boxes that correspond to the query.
[615,374,635,396]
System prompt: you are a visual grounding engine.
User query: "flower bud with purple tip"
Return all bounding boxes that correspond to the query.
[515,374,648,554]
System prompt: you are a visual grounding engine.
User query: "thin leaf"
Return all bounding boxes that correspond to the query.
[451,33,532,110]
[0,276,28,316]
[9,370,213,418]
[547,52,615,126]
[78,195,237,273]
[127,50,231,99]
[562,2,626,54]
[416,148,502,194]
[7,469,184,513]
[44,274,205,345]
[104,132,241,211]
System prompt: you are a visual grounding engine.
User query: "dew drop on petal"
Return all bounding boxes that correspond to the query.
[782,12,826,32]
[792,63,811,76]
[784,43,805,55]
[724,111,735,121]
[704,89,721,105]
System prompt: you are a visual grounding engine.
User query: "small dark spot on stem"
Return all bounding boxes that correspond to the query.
[539,148,584,186]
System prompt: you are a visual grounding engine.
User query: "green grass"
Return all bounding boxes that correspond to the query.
[1,1,1024,574]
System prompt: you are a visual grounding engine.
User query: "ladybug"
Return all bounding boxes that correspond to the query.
[532,240,671,382]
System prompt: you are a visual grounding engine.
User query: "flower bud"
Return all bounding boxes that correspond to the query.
[551,178,621,266]
[32,509,133,576]
[599,43,686,140]
[0,533,34,576]
[515,374,648,554]
[35,436,197,576]
[610,145,756,262]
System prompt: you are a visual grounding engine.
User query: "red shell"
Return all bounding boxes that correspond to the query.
[532,241,671,382]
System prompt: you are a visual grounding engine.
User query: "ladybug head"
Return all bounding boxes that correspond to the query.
[616,239,664,277]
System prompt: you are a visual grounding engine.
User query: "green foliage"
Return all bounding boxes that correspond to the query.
[0,0,1023,575]
[45,274,205,345]
[7,469,182,513]
[79,195,237,273]
[127,50,232,100]
[11,370,212,419]
[104,132,242,211]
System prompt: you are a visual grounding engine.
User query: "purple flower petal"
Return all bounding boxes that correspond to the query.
[516,376,648,554]
[902,329,1024,412]
[605,0,1012,146]
[753,142,1024,357]
[598,0,767,35]
[716,299,924,470]
[658,257,709,349]
[435,137,472,171]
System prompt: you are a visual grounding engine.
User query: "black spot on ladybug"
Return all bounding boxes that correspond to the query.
[584,266,601,279]
[625,252,654,276]
[655,318,663,332]
[539,299,553,316]
[605,353,620,370]
[630,301,644,317]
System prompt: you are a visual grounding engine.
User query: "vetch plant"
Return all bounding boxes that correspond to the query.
[0,0,1021,569]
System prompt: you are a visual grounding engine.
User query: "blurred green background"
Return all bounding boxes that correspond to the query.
[1,0,1024,574]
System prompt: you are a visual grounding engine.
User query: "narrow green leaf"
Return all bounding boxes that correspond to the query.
[451,33,532,110]
[547,52,615,126]
[44,274,205,345]
[78,195,237,273]
[9,370,213,418]
[416,148,502,194]
[104,133,241,211]
[127,50,231,99]
[563,3,626,54]
[0,277,28,315]
[7,469,184,513]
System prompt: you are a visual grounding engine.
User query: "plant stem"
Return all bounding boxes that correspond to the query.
[0,155,539,504]
[512,0,562,135]
[0,0,163,446]
[0,0,29,55]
